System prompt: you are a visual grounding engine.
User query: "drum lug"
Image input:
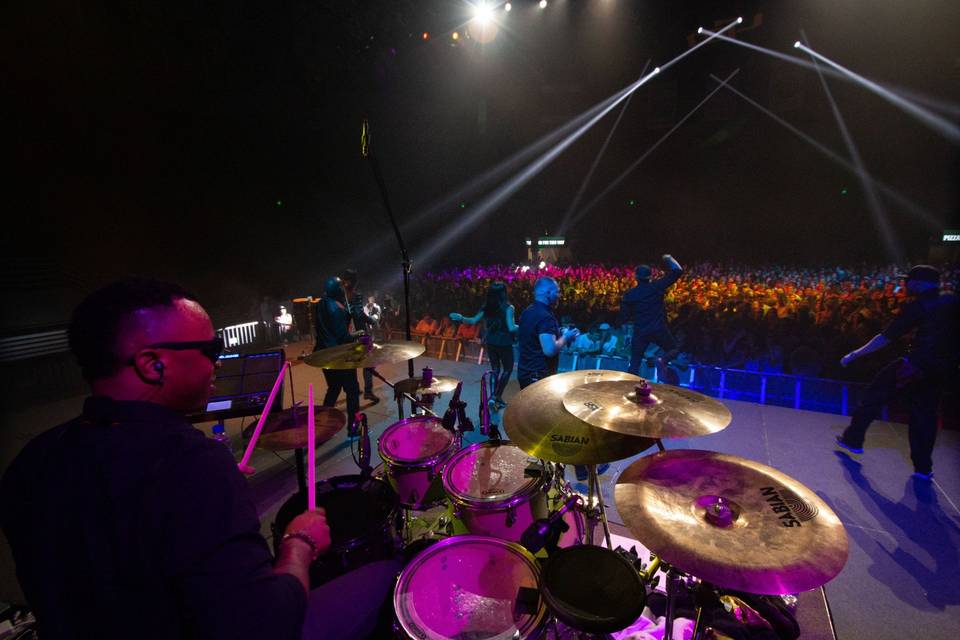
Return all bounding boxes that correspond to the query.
[506,506,517,528]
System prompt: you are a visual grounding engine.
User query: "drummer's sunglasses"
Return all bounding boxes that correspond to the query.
[141,338,225,363]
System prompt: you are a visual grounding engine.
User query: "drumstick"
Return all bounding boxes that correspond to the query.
[307,383,316,511]
[238,361,290,474]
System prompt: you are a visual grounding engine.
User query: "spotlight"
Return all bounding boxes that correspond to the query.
[473,2,493,25]
[422,31,429,40]
[697,27,703,34]
[505,2,512,11]
[452,31,460,40]
[653,67,660,74]
[737,16,743,24]
[539,0,547,8]
[794,41,801,48]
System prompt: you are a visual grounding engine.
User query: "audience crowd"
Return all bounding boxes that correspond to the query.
[401,262,959,382]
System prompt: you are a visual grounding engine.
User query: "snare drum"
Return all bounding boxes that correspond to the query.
[272,475,398,587]
[394,535,547,640]
[540,545,647,634]
[443,441,583,545]
[379,416,459,509]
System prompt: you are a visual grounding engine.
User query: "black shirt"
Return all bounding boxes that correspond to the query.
[0,397,305,640]
[621,267,683,335]
[882,291,960,374]
[315,297,352,349]
[482,305,514,347]
[517,301,559,382]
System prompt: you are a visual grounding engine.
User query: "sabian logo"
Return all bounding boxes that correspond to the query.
[760,486,819,528]
[550,434,589,445]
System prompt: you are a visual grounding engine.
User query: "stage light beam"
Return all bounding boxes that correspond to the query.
[539,0,547,8]
[505,3,512,11]
[794,41,960,144]
[473,2,494,26]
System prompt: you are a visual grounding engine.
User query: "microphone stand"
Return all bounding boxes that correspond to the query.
[362,118,415,379]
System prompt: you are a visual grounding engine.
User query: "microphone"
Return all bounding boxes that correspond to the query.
[520,493,580,554]
[361,118,370,158]
[441,382,462,431]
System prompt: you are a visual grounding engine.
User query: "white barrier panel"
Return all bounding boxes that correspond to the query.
[218,321,259,347]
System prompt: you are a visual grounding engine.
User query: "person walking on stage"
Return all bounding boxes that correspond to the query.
[338,269,380,404]
[835,265,959,480]
[315,276,361,432]
[621,254,684,377]
[450,281,518,409]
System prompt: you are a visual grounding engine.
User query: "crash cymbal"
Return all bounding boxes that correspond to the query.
[241,404,347,451]
[502,370,657,465]
[562,380,731,439]
[302,340,425,369]
[615,449,848,594]
[393,375,461,396]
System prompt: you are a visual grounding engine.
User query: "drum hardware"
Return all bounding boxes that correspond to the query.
[478,370,502,440]
[520,493,581,555]
[439,381,475,448]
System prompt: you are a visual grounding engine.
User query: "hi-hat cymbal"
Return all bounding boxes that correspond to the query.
[615,449,848,594]
[563,380,732,439]
[242,405,347,451]
[502,371,657,465]
[393,376,460,396]
[302,340,425,369]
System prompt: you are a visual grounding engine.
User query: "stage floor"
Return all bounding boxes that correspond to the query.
[231,351,959,640]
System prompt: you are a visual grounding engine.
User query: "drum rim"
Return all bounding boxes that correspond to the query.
[442,441,546,509]
[378,415,457,466]
[394,534,547,639]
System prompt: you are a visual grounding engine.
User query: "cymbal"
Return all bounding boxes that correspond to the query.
[615,449,848,594]
[393,375,460,396]
[562,380,731,439]
[302,340,425,369]
[241,405,347,451]
[502,371,657,465]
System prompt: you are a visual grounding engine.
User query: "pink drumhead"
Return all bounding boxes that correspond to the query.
[443,442,544,506]
[394,535,546,639]
[379,416,456,465]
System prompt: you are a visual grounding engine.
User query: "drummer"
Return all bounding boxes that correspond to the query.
[1,278,400,639]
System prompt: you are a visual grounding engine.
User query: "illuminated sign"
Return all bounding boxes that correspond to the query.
[943,230,960,242]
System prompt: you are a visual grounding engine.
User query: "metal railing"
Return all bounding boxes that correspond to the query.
[217,322,259,348]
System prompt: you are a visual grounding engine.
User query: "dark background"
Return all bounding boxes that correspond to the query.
[2,0,958,329]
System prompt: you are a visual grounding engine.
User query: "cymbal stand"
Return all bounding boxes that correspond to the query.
[585,464,613,549]
[368,368,436,419]
[660,566,709,640]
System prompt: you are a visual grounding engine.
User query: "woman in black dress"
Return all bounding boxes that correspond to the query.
[450,282,518,408]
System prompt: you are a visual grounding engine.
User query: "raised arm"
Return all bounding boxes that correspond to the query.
[449,311,484,325]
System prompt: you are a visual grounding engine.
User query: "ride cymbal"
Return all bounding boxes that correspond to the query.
[242,404,347,451]
[302,340,425,369]
[614,449,848,594]
[502,371,656,465]
[563,380,732,439]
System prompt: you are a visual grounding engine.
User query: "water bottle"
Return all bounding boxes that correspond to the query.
[211,423,231,453]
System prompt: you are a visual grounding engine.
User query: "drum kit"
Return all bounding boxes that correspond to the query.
[262,340,848,639]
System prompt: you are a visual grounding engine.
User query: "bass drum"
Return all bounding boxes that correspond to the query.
[272,474,398,587]
[394,535,547,640]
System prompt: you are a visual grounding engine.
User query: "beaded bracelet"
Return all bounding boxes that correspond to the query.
[281,531,321,561]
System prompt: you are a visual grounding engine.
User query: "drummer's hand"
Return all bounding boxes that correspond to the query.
[285,509,332,557]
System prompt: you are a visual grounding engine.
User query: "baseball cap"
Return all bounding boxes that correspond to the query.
[598,323,611,330]
[897,265,940,283]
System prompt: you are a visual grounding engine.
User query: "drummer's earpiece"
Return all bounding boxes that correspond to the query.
[154,362,165,372]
